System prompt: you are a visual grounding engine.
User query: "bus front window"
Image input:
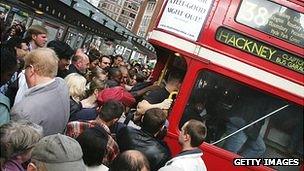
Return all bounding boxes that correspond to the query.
[179,70,303,168]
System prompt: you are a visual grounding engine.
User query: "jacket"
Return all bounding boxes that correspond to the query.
[69,97,82,121]
[164,148,207,171]
[11,78,70,136]
[0,93,10,125]
[63,64,85,78]
[117,126,171,171]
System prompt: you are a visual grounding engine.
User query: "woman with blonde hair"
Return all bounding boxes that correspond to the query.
[70,78,106,121]
[64,73,87,120]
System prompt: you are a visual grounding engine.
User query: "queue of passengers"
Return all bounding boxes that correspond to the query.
[0,24,208,171]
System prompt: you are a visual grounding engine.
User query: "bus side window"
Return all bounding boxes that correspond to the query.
[265,105,303,158]
[179,71,241,142]
[179,70,303,166]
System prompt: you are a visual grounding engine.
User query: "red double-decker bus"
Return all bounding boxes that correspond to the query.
[148,0,303,170]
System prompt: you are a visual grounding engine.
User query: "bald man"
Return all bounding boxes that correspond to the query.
[109,150,150,171]
[64,48,89,77]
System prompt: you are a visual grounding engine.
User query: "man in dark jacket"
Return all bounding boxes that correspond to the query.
[117,108,171,171]
[47,40,74,78]
[64,49,89,78]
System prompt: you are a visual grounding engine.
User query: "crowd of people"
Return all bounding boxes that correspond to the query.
[1,24,208,171]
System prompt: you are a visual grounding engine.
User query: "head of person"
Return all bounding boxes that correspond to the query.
[15,23,26,37]
[189,89,207,114]
[6,37,29,60]
[90,67,108,81]
[6,23,24,38]
[166,71,184,92]
[85,78,106,99]
[131,72,146,86]
[97,100,124,126]
[0,120,42,166]
[0,44,17,86]
[47,40,74,71]
[88,49,100,70]
[24,48,58,88]
[64,73,87,102]
[133,63,142,70]
[113,55,123,67]
[76,126,108,167]
[141,108,167,137]
[8,26,18,37]
[71,51,90,74]
[99,55,111,70]
[179,119,207,147]
[108,67,122,85]
[142,69,150,78]
[109,150,150,171]
[25,25,48,48]
[119,66,130,85]
[0,10,6,19]
[27,134,86,171]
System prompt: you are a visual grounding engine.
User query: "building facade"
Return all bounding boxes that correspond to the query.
[132,0,164,38]
[98,0,142,30]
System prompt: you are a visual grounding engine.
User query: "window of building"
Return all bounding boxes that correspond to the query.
[101,3,107,8]
[127,21,134,29]
[132,4,139,11]
[147,2,155,11]
[130,13,136,18]
[141,15,151,27]
[137,27,147,37]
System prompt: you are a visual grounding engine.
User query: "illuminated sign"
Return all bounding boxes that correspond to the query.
[157,0,213,41]
[216,27,304,74]
[236,0,304,48]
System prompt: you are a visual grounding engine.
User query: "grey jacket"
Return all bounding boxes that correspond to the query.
[11,78,70,136]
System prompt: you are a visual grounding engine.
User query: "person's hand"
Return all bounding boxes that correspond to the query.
[157,99,173,110]
[136,100,151,115]
[147,75,153,82]
[136,98,173,116]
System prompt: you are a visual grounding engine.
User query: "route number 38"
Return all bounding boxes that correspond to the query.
[238,0,270,26]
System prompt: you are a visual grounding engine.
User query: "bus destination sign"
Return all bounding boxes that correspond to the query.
[236,0,304,48]
[216,27,304,74]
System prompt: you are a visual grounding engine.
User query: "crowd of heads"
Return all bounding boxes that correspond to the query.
[1,23,207,171]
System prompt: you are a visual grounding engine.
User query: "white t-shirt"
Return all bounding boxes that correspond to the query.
[13,70,28,106]
[86,164,108,171]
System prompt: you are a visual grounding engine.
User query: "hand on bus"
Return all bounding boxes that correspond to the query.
[136,98,173,115]
[157,99,173,110]
[136,100,151,115]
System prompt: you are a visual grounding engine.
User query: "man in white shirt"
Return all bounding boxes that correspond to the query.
[160,119,208,171]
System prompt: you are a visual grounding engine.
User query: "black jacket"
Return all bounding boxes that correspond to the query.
[63,64,84,78]
[69,97,82,121]
[117,126,171,171]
